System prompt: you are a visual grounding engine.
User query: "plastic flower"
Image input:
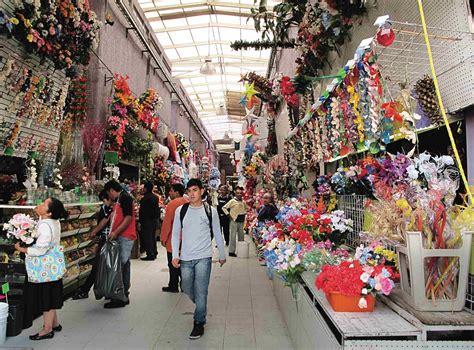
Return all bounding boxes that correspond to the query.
[358,297,368,309]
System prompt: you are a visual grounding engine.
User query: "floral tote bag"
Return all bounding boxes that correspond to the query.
[25,223,67,283]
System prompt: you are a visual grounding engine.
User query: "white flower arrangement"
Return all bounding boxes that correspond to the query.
[23,158,38,190]
[53,162,63,190]
[105,164,120,181]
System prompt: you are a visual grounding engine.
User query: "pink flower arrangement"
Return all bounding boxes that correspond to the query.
[3,213,38,246]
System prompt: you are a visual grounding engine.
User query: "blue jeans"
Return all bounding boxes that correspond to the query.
[117,236,134,297]
[180,258,212,324]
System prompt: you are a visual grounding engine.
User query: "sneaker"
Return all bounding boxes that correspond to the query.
[162,286,179,293]
[71,291,88,300]
[189,322,204,339]
[104,300,127,309]
[229,253,237,257]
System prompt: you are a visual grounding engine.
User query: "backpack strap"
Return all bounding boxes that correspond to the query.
[180,202,214,240]
[204,203,214,240]
[179,203,190,229]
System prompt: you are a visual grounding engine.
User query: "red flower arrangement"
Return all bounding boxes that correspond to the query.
[137,88,163,132]
[316,260,396,310]
[280,76,299,107]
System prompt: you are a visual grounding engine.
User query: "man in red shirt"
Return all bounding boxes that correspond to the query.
[104,180,136,308]
[160,183,188,293]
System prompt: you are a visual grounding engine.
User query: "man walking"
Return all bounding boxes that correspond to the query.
[222,186,246,257]
[172,179,226,339]
[217,184,231,246]
[104,180,136,308]
[160,183,188,293]
[139,181,160,261]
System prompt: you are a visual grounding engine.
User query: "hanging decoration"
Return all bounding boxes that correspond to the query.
[136,88,162,133]
[81,124,106,174]
[174,132,190,159]
[286,46,421,163]
[413,75,443,127]
[295,0,367,77]
[0,1,101,76]
[105,75,163,157]
[62,74,87,134]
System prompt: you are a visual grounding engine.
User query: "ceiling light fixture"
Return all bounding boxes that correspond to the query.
[200,22,216,75]
[216,103,226,115]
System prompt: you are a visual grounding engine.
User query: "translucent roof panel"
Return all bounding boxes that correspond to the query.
[138,0,281,140]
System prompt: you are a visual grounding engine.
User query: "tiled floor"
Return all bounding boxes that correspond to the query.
[2,238,293,350]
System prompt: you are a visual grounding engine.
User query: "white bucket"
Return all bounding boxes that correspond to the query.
[237,241,249,259]
[0,302,8,345]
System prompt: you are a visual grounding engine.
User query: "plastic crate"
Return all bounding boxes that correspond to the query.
[397,231,473,312]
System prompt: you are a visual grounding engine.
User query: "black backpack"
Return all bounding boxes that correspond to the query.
[179,203,214,240]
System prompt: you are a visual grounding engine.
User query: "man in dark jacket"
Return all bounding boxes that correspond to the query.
[216,184,231,245]
[139,181,160,261]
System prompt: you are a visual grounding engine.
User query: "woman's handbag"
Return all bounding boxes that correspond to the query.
[25,222,67,283]
[25,245,67,283]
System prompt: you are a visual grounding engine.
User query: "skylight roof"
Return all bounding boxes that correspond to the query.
[138,0,279,140]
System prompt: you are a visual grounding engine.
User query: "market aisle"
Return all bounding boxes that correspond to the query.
[2,238,293,350]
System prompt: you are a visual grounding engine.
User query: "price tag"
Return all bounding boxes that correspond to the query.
[35,199,42,205]
[2,282,10,294]
[79,196,86,204]
[74,187,80,194]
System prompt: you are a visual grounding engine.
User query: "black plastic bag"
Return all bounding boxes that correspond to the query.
[93,240,127,302]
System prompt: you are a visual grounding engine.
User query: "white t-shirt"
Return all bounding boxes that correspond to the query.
[27,219,61,257]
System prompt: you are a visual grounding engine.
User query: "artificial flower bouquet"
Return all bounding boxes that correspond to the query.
[265,237,306,286]
[3,213,38,246]
[303,240,349,273]
[315,258,396,312]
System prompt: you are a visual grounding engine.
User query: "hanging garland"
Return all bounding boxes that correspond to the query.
[230,39,296,51]
[62,74,87,134]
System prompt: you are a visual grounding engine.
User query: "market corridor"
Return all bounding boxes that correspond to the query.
[3,240,293,350]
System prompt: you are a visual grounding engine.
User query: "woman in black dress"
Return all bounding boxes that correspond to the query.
[15,197,68,340]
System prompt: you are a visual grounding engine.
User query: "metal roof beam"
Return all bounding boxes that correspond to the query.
[154,22,255,32]
[147,9,252,22]
[172,56,268,64]
[143,1,275,13]
[163,40,231,49]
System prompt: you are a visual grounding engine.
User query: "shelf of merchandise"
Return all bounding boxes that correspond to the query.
[0,202,100,301]
[272,271,474,349]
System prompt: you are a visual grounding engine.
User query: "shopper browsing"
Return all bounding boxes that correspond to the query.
[139,181,160,261]
[72,190,114,300]
[15,198,68,340]
[104,180,137,308]
[160,183,188,293]
[257,192,279,224]
[217,184,231,246]
[222,186,247,257]
[171,179,226,339]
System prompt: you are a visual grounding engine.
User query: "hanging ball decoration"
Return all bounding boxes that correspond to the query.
[376,26,395,47]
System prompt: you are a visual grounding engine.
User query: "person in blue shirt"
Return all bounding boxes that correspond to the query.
[171,179,226,340]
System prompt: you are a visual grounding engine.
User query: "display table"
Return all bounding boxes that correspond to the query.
[272,271,474,349]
